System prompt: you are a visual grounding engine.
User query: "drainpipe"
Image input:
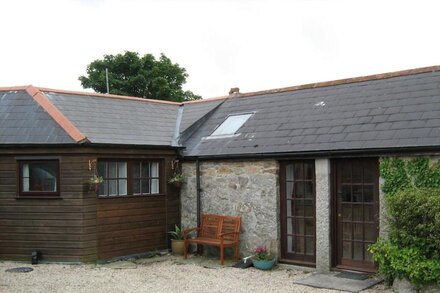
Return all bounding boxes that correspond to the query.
[196,159,201,227]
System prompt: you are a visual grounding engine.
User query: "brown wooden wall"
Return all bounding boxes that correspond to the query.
[0,147,181,262]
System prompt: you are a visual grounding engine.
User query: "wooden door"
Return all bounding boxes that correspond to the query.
[280,161,316,265]
[333,158,379,272]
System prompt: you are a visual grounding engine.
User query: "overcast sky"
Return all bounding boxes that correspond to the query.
[1,0,440,98]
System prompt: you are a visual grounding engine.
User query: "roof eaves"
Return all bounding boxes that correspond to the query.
[25,85,89,144]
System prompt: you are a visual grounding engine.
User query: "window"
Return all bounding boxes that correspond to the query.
[210,113,253,137]
[98,161,128,196]
[133,162,160,195]
[19,160,59,196]
[97,160,161,197]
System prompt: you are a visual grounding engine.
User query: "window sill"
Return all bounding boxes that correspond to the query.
[16,195,62,200]
[98,194,165,199]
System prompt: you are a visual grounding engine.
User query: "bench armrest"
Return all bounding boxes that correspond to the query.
[183,227,200,239]
[219,231,239,239]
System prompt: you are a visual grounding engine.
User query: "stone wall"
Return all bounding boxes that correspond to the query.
[181,160,280,256]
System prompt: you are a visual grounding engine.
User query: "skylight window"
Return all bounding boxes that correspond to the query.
[210,113,253,137]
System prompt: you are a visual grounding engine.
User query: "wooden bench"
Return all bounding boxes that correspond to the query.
[183,214,241,265]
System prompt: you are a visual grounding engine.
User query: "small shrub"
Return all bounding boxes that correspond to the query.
[369,186,440,287]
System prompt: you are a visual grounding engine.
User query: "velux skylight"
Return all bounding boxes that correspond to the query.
[210,113,253,137]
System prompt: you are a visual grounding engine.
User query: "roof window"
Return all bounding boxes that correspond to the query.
[210,113,253,137]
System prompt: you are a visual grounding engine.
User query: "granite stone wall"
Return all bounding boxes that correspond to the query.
[180,160,280,256]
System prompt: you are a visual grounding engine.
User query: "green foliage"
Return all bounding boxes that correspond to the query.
[168,225,184,240]
[369,240,440,286]
[388,188,440,257]
[372,158,440,287]
[168,173,184,184]
[380,157,440,195]
[79,51,201,102]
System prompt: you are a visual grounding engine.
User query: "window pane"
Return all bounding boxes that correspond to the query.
[108,162,117,178]
[295,200,304,217]
[341,185,351,202]
[133,179,141,194]
[151,162,159,177]
[24,162,57,192]
[352,164,362,183]
[343,241,352,258]
[211,113,252,136]
[151,179,159,194]
[286,181,293,198]
[304,163,314,180]
[22,164,29,191]
[352,186,362,202]
[304,200,314,217]
[353,224,363,240]
[133,162,140,178]
[294,164,303,180]
[118,162,127,177]
[286,164,294,181]
[305,237,315,256]
[141,163,149,178]
[294,182,305,198]
[364,185,374,202]
[287,218,294,234]
[142,179,149,194]
[108,180,117,195]
[119,179,127,195]
[305,219,315,236]
[295,237,305,254]
[354,242,363,260]
[304,181,313,198]
[98,162,106,177]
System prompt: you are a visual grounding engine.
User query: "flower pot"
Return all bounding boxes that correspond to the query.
[253,259,276,270]
[170,181,183,189]
[171,239,185,255]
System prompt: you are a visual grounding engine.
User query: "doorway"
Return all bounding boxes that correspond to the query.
[332,158,379,272]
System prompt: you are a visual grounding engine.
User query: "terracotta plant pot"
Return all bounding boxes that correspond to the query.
[253,259,276,270]
[171,239,185,255]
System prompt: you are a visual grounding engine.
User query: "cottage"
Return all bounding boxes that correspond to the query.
[1,66,440,273]
[179,66,440,273]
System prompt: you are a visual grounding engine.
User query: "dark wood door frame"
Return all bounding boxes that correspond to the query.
[331,158,379,273]
[279,160,316,266]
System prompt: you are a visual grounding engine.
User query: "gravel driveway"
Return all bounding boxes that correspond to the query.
[0,257,391,293]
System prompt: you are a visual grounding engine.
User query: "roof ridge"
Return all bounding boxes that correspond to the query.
[25,86,88,143]
[35,86,181,105]
[235,65,440,98]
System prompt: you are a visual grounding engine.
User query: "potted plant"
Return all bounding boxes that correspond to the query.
[252,245,276,270]
[168,225,185,255]
[88,175,103,191]
[168,172,184,188]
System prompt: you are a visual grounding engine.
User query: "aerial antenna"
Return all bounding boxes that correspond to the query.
[105,68,110,94]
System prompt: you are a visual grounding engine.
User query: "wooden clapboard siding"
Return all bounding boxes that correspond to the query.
[0,154,90,261]
[0,146,181,262]
[97,196,168,259]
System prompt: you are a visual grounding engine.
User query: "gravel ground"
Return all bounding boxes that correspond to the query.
[0,257,391,293]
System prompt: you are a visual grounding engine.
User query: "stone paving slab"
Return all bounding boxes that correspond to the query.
[294,272,382,292]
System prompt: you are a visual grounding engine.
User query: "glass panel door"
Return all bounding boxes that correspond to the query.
[280,161,316,264]
[334,159,379,272]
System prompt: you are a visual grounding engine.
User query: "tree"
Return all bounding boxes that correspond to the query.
[79,51,201,102]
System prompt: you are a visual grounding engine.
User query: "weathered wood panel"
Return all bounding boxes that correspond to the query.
[0,147,181,262]
[0,154,91,262]
[97,196,169,259]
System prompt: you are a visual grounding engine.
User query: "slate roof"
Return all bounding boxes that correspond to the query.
[44,91,179,146]
[0,90,75,144]
[182,67,440,157]
[1,66,440,155]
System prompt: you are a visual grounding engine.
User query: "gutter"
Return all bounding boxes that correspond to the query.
[182,145,440,161]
